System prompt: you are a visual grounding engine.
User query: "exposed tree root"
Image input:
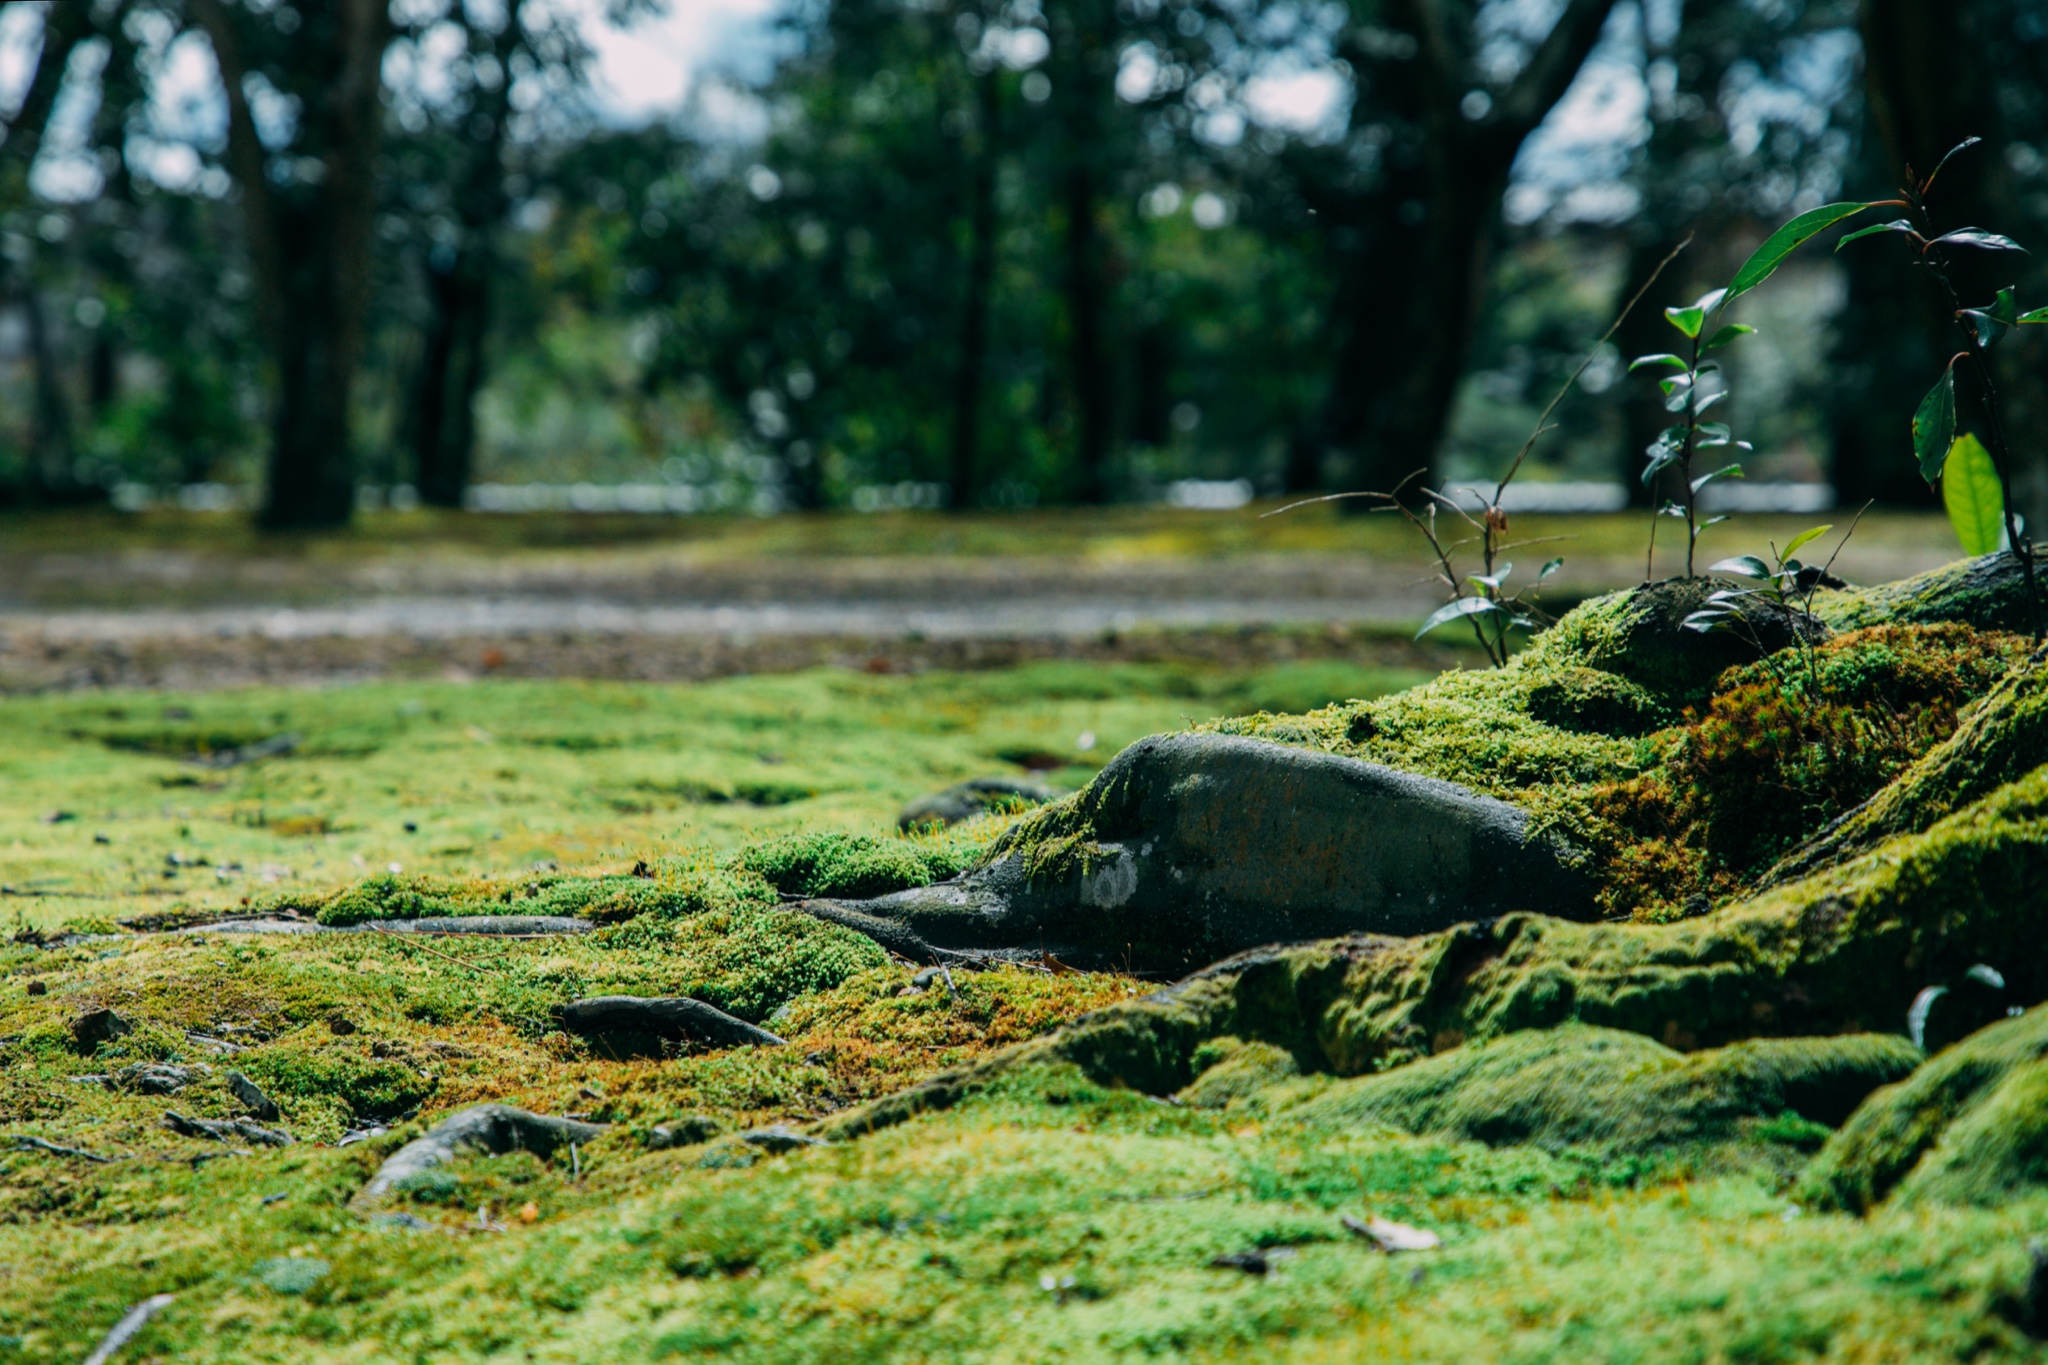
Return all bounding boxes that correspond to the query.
[559,995,787,1054]
[356,1104,606,1205]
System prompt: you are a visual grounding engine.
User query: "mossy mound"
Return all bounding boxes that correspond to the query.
[284,866,781,927]
[829,762,2048,1139]
[1817,550,2037,634]
[737,830,984,901]
[1802,1004,2048,1213]
[1284,1024,1917,1155]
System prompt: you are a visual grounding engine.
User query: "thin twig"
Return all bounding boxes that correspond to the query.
[1495,233,1694,500]
[367,923,498,971]
[82,1294,175,1365]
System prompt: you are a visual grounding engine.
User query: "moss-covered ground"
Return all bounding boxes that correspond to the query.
[10,561,2048,1360]
[0,658,1429,934]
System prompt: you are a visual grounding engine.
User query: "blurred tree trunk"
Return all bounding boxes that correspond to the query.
[1304,0,1618,496]
[195,0,391,531]
[0,0,95,498]
[1858,0,2047,526]
[411,0,524,510]
[1052,0,1116,503]
[950,66,1000,511]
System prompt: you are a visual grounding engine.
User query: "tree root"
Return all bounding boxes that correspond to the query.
[10,1134,118,1163]
[179,915,594,937]
[793,898,997,966]
[559,996,786,1054]
[163,1111,291,1147]
[355,1104,606,1205]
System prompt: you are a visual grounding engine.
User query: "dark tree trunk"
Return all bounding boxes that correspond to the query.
[1859,0,2046,525]
[1306,0,1619,496]
[0,0,94,497]
[1053,0,1116,503]
[949,67,1000,511]
[413,254,491,508]
[196,0,390,531]
[411,0,522,509]
[1062,166,1112,501]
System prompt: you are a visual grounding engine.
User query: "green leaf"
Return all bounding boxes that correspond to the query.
[1468,563,1513,592]
[1709,555,1772,579]
[1415,596,1503,640]
[1941,432,2006,556]
[1923,137,1981,192]
[1691,464,1743,494]
[1836,219,1919,251]
[1726,202,1874,302]
[1781,524,1833,561]
[2020,306,2048,324]
[1629,353,1688,372]
[1664,304,1707,339]
[1913,364,1958,482]
[1962,309,2002,349]
[1537,557,1564,582]
[1690,287,1729,313]
[1703,324,1756,352]
[1930,228,2027,253]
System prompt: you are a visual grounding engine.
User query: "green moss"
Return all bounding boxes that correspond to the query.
[1770,654,2048,883]
[1175,1037,1304,1109]
[237,1031,440,1122]
[1286,1024,1917,1156]
[615,905,889,1023]
[836,764,2048,1144]
[311,874,461,925]
[1817,551,2038,634]
[736,830,983,901]
[1802,1005,2048,1213]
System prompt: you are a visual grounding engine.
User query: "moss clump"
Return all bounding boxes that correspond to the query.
[1583,624,2028,904]
[237,1030,440,1122]
[312,874,460,925]
[737,831,984,901]
[1175,1036,1304,1109]
[1768,653,2048,884]
[618,905,889,1022]
[1286,1024,1917,1155]
[1523,666,1677,737]
[1802,1005,2048,1213]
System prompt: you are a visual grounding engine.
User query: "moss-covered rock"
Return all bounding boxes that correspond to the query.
[1802,1005,2048,1213]
[1817,551,2038,634]
[1174,1036,1303,1109]
[826,764,2048,1139]
[1286,1024,1917,1154]
[826,732,1595,974]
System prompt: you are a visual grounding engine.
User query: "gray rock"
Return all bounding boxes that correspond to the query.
[113,1062,210,1095]
[647,1114,724,1149]
[812,732,1596,974]
[898,777,1056,830]
[228,1071,282,1121]
[740,1125,821,1153]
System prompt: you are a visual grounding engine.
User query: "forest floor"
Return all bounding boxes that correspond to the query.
[4,507,2038,1363]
